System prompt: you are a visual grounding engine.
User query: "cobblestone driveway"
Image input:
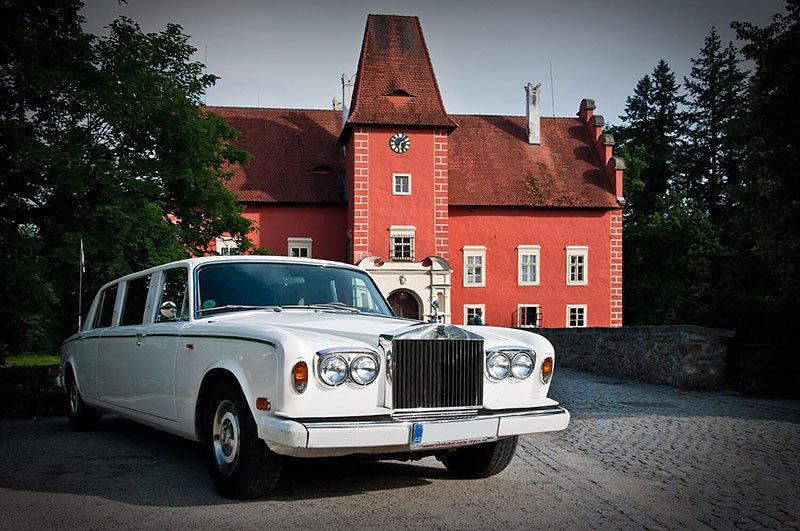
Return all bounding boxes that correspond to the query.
[534,369,800,529]
[1,368,798,529]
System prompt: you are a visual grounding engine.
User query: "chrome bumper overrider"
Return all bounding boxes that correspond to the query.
[258,406,570,454]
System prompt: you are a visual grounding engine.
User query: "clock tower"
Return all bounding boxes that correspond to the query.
[339,15,457,322]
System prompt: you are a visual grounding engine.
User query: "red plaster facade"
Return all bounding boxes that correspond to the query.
[210,14,624,328]
[448,208,616,327]
[242,205,346,260]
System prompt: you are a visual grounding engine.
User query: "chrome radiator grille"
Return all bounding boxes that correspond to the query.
[392,338,484,409]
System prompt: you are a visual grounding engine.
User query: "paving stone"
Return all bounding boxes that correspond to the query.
[536,368,800,530]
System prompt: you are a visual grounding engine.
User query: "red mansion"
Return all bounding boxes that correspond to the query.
[210,14,624,328]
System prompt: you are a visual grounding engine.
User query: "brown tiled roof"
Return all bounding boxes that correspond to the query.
[208,106,344,203]
[448,115,618,208]
[210,107,616,209]
[343,14,456,136]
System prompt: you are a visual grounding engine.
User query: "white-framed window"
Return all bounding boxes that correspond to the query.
[287,237,313,258]
[389,226,415,262]
[215,236,239,256]
[517,304,540,328]
[463,246,486,287]
[393,173,411,195]
[566,246,588,285]
[464,304,485,325]
[566,304,587,328]
[517,245,541,285]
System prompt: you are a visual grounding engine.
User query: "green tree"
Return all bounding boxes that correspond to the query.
[609,60,718,326]
[623,192,718,325]
[611,60,684,224]
[680,27,748,222]
[728,1,800,333]
[0,0,252,359]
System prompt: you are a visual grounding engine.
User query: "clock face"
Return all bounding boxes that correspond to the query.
[389,132,411,154]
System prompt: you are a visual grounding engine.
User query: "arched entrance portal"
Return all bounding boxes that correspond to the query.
[387,290,420,319]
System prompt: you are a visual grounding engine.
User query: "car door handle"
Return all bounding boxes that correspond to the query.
[136,332,147,346]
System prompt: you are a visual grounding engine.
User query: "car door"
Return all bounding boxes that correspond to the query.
[96,274,151,410]
[71,283,120,400]
[132,267,188,421]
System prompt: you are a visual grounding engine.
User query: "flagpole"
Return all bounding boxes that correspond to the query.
[78,239,84,331]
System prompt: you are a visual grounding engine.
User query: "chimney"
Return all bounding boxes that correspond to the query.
[341,73,356,129]
[525,83,541,145]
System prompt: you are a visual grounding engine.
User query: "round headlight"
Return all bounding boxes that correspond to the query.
[350,355,378,385]
[487,352,511,380]
[318,355,348,386]
[511,352,534,380]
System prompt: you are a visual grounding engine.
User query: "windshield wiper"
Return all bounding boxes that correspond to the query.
[281,303,362,314]
[198,305,274,316]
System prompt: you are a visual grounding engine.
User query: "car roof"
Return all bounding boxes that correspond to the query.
[97,255,366,290]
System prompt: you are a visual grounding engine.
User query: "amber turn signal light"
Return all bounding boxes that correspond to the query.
[541,357,554,384]
[293,361,308,393]
[256,397,271,411]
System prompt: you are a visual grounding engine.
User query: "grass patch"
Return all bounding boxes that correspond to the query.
[3,353,60,367]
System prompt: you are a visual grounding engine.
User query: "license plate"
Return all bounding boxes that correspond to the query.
[412,423,424,445]
[410,418,497,448]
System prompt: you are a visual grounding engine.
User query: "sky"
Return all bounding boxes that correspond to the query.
[81,0,785,126]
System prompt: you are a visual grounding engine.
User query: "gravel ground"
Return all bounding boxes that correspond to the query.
[1,368,798,530]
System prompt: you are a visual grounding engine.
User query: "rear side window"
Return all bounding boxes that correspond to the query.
[93,284,118,328]
[120,275,151,326]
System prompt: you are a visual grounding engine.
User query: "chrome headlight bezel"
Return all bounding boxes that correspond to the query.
[315,348,381,387]
[486,351,511,380]
[350,354,379,385]
[317,353,348,386]
[511,351,535,380]
[485,347,536,381]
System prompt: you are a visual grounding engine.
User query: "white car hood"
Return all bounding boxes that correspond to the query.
[195,310,530,350]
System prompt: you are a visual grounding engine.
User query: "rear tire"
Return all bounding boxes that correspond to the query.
[441,436,518,478]
[66,371,102,431]
[205,381,283,499]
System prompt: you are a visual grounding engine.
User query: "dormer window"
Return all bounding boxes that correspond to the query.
[309,165,333,173]
[390,89,413,97]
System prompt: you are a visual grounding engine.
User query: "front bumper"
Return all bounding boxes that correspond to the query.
[258,406,570,458]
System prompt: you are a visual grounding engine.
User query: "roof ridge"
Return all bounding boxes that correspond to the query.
[207,105,340,113]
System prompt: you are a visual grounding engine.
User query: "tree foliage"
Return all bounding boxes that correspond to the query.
[0,0,253,360]
[610,60,716,326]
[615,1,800,335]
[728,1,800,333]
[680,27,748,222]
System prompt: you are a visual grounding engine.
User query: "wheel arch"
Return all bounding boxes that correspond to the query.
[63,360,76,388]
[194,367,251,442]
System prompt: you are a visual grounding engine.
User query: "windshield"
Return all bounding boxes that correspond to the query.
[195,261,394,317]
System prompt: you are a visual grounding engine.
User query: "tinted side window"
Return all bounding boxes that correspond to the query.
[120,275,151,326]
[156,268,188,322]
[93,284,118,328]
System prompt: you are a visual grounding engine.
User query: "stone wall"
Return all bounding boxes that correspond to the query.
[535,326,734,390]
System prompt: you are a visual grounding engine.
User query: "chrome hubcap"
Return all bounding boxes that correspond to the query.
[212,399,240,475]
[69,381,79,414]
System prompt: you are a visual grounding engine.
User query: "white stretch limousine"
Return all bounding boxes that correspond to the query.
[62,256,570,498]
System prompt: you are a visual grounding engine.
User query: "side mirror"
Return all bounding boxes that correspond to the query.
[159,301,178,321]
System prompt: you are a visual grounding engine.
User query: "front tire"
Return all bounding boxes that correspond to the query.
[206,381,283,499]
[66,371,102,431]
[441,436,518,478]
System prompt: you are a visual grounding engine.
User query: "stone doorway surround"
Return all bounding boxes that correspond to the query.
[386,289,421,319]
[358,256,452,323]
